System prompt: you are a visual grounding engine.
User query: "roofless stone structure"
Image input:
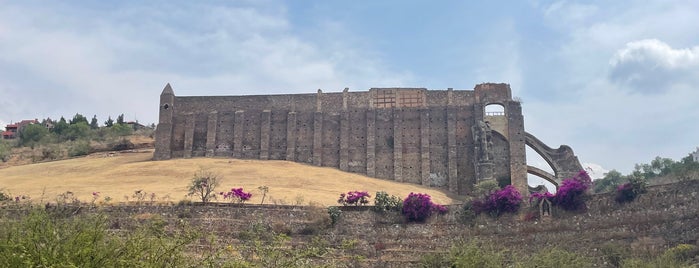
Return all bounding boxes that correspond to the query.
[154,83,582,195]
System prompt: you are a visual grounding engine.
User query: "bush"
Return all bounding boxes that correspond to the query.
[68,140,91,157]
[472,185,523,217]
[0,141,12,162]
[373,191,402,212]
[615,176,647,204]
[186,169,220,204]
[0,189,11,202]
[0,209,198,267]
[552,170,592,211]
[110,138,134,151]
[519,248,593,267]
[473,180,500,197]
[447,241,506,267]
[327,206,342,226]
[337,190,370,206]
[219,188,252,203]
[401,193,448,222]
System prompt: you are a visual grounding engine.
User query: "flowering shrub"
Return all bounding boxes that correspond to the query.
[401,193,448,222]
[614,176,647,203]
[337,191,370,206]
[472,185,523,217]
[553,171,592,211]
[529,192,554,203]
[220,188,252,203]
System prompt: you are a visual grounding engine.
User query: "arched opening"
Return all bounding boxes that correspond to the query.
[484,103,505,116]
[526,146,557,193]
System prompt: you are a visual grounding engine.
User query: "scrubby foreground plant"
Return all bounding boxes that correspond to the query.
[187,169,220,203]
[0,208,198,267]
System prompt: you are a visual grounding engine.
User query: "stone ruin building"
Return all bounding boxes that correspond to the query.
[154,83,582,195]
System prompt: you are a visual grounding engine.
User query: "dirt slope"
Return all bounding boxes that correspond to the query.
[0,150,457,206]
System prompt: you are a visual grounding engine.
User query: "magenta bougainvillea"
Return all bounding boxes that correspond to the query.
[614,183,635,203]
[472,185,523,217]
[401,192,448,222]
[337,191,371,206]
[553,170,591,211]
[529,170,592,212]
[220,188,252,203]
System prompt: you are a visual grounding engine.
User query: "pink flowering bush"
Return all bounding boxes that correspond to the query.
[553,170,591,211]
[402,193,448,222]
[220,188,252,203]
[530,170,592,212]
[337,191,371,206]
[472,185,523,217]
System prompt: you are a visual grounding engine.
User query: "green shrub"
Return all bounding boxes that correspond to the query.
[0,141,11,162]
[40,144,63,161]
[327,206,342,226]
[601,242,630,267]
[0,208,198,267]
[68,140,91,157]
[0,189,11,202]
[373,191,403,213]
[473,180,500,197]
[448,241,506,267]
[518,248,593,268]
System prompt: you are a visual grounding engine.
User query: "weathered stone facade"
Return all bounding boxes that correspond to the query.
[154,83,582,195]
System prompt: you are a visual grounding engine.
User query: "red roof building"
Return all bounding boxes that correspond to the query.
[2,119,39,140]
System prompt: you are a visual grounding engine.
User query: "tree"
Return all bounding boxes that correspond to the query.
[593,170,625,193]
[187,169,220,204]
[69,113,89,125]
[116,114,125,125]
[110,123,132,137]
[53,117,69,136]
[90,115,99,129]
[104,116,114,127]
[64,122,90,141]
[19,123,48,147]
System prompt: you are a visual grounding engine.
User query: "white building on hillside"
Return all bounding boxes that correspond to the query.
[693,147,699,162]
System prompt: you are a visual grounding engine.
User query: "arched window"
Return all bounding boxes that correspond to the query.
[484,103,505,116]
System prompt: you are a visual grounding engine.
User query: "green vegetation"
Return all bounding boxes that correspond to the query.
[0,208,198,267]
[3,113,153,163]
[0,140,11,162]
[594,155,699,194]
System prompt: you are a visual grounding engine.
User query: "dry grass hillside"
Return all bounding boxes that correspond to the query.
[0,150,457,206]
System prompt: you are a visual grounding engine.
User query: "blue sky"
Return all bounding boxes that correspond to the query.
[1,0,698,181]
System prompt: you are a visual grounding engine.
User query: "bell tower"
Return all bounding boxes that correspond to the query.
[154,83,175,160]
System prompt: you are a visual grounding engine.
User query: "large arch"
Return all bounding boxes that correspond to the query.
[524,132,583,188]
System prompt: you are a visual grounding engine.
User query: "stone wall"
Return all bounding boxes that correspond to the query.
[27,180,696,267]
[154,83,581,195]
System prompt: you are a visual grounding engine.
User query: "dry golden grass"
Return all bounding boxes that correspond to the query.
[0,150,458,206]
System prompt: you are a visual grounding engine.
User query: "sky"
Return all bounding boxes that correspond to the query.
[1,0,698,182]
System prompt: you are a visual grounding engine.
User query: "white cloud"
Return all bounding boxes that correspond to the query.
[609,39,699,94]
[0,2,409,125]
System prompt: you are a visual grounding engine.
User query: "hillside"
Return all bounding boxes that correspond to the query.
[0,150,457,206]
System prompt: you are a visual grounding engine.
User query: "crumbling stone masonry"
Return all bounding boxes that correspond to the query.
[154,83,582,195]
